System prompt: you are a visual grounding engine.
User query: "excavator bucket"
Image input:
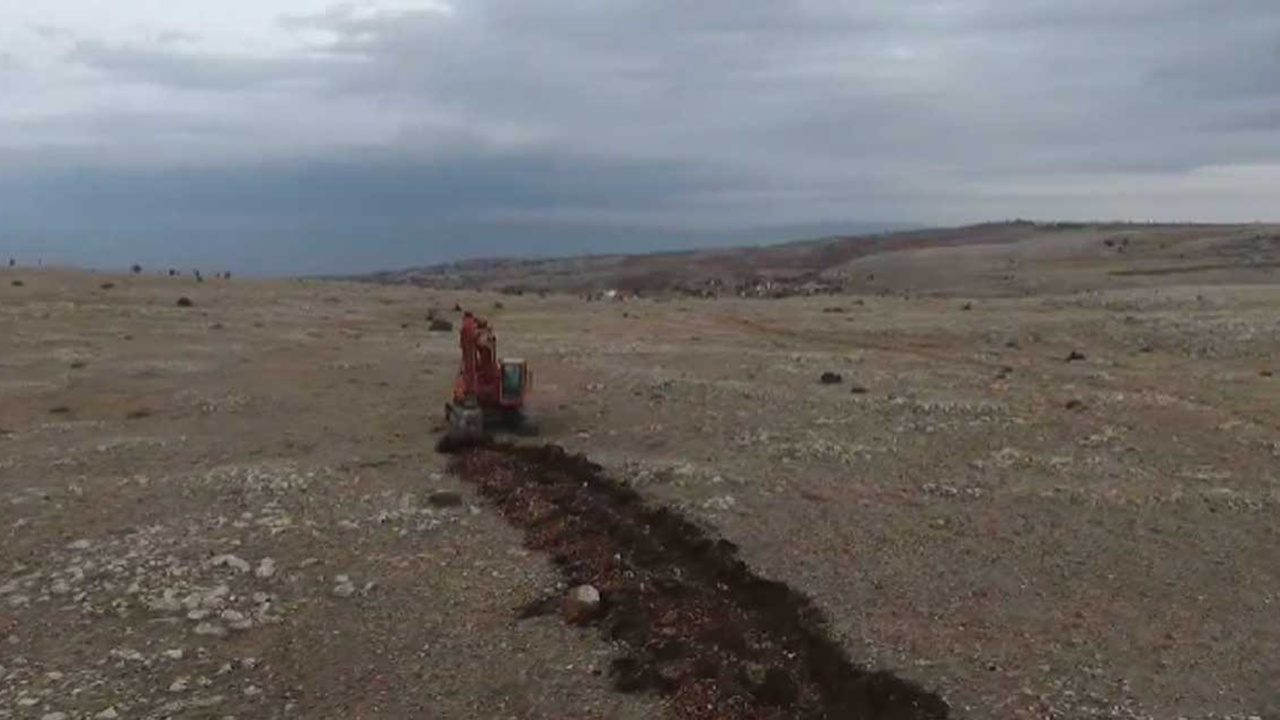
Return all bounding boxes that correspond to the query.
[438,401,489,453]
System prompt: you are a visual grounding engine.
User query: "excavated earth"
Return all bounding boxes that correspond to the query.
[448,442,950,720]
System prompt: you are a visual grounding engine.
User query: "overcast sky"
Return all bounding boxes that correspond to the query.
[1,1,1278,274]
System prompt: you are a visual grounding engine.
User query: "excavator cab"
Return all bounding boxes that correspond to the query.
[500,359,531,406]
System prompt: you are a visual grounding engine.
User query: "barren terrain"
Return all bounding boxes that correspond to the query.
[2,228,1279,719]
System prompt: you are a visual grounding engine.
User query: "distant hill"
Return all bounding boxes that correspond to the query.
[348,221,1280,297]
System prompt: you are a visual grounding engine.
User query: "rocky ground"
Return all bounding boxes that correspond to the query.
[1,267,1278,719]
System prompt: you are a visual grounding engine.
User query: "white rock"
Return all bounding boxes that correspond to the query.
[94,708,120,720]
[200,585,230,609]
[111,648,145,662]
[210,555,251,573]
[254,558,276,579]
[148,590,183,613]
[187,609,211,621]
[66,539,92,551]
[332,582,356,598]
[562,584,602,624]
[244,685,262,697]
[0,580,19,595]
[163,649,184,660]
[42,713,68,720]
[193,622,227,638]
[170,676,191,692]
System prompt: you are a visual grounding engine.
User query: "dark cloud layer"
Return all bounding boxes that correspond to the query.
[3,1,1279,272]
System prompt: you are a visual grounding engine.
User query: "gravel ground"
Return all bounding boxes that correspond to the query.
[2,268,1278,719]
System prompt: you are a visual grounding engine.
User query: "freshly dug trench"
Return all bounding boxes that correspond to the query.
[447,443,949,720]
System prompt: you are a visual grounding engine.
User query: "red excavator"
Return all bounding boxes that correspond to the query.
[444,312,533,441]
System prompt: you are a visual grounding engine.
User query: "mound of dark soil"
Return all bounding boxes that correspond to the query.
[448,444,949,720]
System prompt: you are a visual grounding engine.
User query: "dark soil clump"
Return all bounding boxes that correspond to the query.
[447,443,949,720]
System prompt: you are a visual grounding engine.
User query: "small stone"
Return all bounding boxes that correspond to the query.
[300,558,320,568]
[849,384,869,395]
[1065,399,1085,411]
[66,539,92,551]
[1065,350,1086,362]
[193,622,227,637]
[94,708,119,720]
[163,649,184,660]
[244,685,262,698]
[562,584,602,625]
[210,555,251,573]
[42,713,68,720]
[188,609,211,621]
[148,589,183,613]
[170,676,191,692]
[254,558,276,579]
[427,491,464,508]
[222,609,254,631]
[819,372,843,385]
[332,582,356,598]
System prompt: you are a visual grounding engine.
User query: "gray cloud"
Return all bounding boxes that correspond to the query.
[4,0,1279,273]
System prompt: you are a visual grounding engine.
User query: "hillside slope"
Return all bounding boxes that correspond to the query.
[355,222,1280,296]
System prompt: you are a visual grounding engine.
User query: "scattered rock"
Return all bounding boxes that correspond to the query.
[125,408,152,420]
[193,622,227,637]
[820,372,843,385]
[11,280,24,287]
[255,558,276,579]
[1065,399,1086,411]
[70,360,87,369]
[427,490,464,508]
[99,282,115,290]
[1262,370,1274,378]
[1005,339,1020,349]
[849,384,869,395]
[176,297,195,308]
[94,708,119,720]
[961,302,973,311]
[42,713,67,720]
[170,676,191,692]
[163,649,185,660]
[332,581,357,598]
[821,307,846,314]
[210,554,251,573]
[703,495,737,512]
[1065,350,1087,362]
[222,609,254,631]
[67,538,93,550]
[49,405,72,415]
[562,584,602,625]
[428,319,454,332]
